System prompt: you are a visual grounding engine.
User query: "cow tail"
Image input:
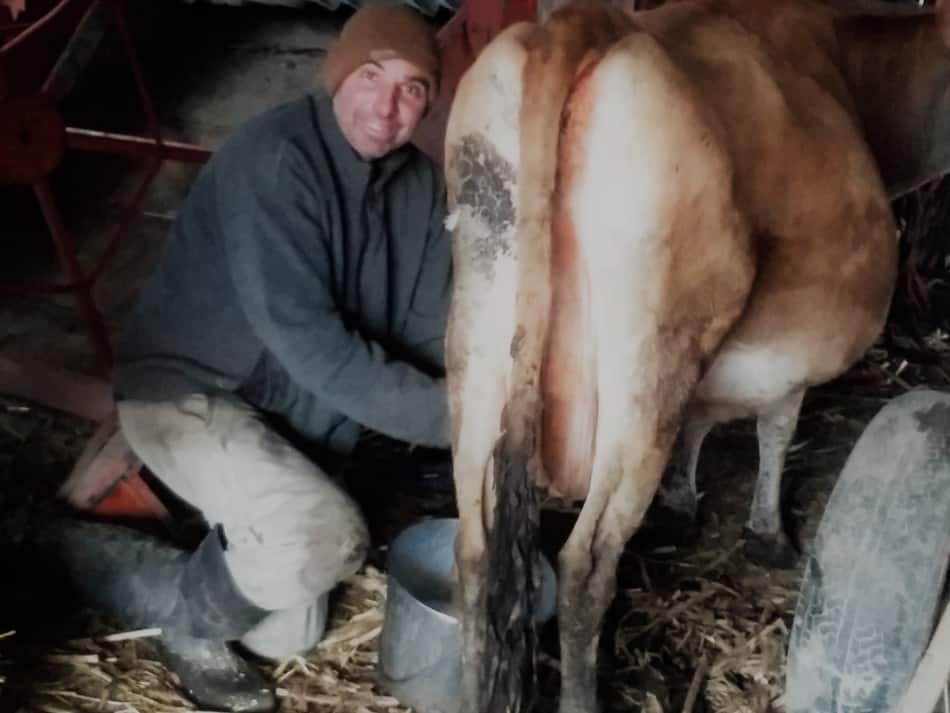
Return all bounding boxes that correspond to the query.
[483,5,632,713]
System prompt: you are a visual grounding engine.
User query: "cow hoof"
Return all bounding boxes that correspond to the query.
[742,528,800,569]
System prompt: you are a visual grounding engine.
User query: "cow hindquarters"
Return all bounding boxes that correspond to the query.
[443,23,534,713]
[553,34,755,713]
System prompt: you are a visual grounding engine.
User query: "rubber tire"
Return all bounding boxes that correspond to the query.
[786,389,950,713]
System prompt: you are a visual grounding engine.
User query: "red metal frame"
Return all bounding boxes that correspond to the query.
[0,0,211,372]
[0,0,212,523]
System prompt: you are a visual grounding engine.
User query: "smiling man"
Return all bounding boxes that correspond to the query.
[332,57,431,158]
[46,7,451,712]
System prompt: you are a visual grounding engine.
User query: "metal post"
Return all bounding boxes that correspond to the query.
[32,178,114,371]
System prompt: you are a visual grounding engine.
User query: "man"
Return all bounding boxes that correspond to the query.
[50,6,451,712]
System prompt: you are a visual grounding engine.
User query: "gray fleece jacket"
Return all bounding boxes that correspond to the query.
[114,91,452,455]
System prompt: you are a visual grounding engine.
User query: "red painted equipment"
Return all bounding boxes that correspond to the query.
[0,0,212,372]
[0,0,213,524]
[59,414,173,527]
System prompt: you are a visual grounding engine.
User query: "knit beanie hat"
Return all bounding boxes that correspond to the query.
[322,6,441,101]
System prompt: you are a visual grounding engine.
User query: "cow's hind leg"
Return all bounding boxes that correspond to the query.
[654,417,713,542]
[443,22,534,713]
[555,32,754,713]
[558,458,671,713]
[744,388,805,567]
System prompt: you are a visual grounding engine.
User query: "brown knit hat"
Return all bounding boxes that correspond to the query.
[322,6,440,101]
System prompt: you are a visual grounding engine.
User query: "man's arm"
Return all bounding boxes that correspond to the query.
[220,143,449,447]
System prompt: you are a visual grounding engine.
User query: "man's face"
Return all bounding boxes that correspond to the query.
[333,56,431,160]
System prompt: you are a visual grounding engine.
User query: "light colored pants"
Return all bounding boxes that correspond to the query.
[117,394,369,659]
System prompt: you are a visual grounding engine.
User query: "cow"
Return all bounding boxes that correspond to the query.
[442,1,950,712]
[659,0,950,566]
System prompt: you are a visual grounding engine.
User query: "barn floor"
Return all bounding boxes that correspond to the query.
[4,336,943,713]
[1,2,949,712]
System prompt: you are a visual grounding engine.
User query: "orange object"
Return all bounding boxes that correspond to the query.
[60,414,173,525]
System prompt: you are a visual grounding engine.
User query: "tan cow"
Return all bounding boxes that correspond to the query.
[658,0,950,566]
[443,1,948,712]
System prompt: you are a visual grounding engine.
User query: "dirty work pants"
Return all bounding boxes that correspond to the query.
[117,394,370,659]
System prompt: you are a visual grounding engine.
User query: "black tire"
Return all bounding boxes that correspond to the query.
[786,389,950,713]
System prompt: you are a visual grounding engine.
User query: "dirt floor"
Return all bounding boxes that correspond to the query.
[2,1,950,712]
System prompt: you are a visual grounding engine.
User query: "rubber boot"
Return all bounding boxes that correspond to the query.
[40,519,277,713]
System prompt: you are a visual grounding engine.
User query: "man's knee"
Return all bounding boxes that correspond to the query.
[222,485,369,611]
[119,395,370,610]
[298,498,370,596]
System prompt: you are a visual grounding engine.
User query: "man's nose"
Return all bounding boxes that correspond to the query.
[373,85,398,118]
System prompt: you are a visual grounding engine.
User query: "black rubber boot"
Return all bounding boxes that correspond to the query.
[40,519,277,713]
[159,629,276,713]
